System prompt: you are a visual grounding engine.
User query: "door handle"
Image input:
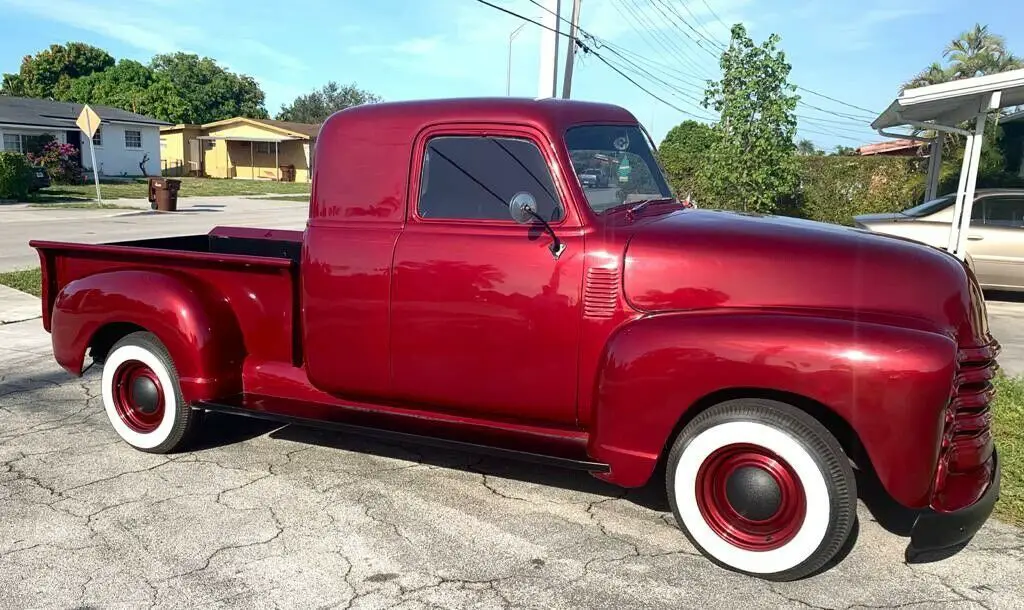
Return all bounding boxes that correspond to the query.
[967,234,984,241]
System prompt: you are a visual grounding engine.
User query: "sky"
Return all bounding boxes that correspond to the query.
[1,0,1022,151]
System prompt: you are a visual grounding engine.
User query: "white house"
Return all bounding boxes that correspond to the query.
[0,96,168,176]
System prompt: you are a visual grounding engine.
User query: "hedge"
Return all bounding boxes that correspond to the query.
[789,155,926,225]
[0,152,35,201]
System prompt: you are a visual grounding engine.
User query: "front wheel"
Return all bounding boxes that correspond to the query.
[100,331,200,453]
[666,398,856,581]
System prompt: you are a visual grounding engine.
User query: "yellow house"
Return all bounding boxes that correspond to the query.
[160,117,319,182]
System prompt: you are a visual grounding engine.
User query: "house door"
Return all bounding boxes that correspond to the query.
[66,131,82,161]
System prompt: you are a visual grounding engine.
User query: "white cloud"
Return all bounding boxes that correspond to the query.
[0,0,201,54]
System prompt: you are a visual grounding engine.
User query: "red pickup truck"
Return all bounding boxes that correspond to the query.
[31,98,999,581]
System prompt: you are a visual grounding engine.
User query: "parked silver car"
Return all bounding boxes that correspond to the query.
[855,188,1024,290]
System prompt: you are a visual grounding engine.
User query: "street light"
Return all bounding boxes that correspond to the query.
[507,24,527,96]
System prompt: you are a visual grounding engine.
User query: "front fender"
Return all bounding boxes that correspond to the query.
[590,311,957,508]
[51,269,244,401]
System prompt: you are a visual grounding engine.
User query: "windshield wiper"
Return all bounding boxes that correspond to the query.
[626,197,674,218]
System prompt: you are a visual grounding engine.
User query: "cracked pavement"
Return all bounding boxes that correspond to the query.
[1,319,1023,609]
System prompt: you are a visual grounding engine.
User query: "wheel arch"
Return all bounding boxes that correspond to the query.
[51,269,246,402]
[587,311,956,509]
[657,387,872,477]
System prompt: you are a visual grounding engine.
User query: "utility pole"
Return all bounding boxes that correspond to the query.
[561,0,582,98]
[507,24,526,96]
[537,0,561,98]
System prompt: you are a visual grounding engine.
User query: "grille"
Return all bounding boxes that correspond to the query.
[583,267,619,319]
[939,340,1000,482]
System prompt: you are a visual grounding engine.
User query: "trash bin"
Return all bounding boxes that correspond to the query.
[279,164,296,182]
[149,178,181,212]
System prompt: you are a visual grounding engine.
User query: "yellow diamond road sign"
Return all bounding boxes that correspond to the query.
[75,104,101,138]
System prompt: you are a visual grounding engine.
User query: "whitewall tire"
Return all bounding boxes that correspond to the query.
[100,332,199,453]
[666,399,856,581]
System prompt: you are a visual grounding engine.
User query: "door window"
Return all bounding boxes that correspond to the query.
[975,196,1024,227]
[417,136,563,221]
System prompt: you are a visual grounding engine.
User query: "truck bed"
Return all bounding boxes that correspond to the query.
[31,226,304,368]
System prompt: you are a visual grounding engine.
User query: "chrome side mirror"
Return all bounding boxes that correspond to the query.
[509,191,537,224]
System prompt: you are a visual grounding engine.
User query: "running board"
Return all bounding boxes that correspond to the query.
[194,394,610,473]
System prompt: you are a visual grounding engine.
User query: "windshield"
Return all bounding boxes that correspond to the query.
[565,125,672,213]
[901,194,955,217]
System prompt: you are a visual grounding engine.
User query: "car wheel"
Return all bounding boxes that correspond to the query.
[101,331,200,453]
[666,398,856,581]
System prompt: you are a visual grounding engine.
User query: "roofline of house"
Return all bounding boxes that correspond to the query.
[197,116,314,139]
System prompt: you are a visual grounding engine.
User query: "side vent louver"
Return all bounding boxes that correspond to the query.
[584,267,619,319]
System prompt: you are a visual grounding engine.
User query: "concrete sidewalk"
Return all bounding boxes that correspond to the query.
[0,285,39,324]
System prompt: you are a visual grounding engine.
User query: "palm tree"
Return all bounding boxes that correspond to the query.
[943,24,1023,79]
[903,62,953,91]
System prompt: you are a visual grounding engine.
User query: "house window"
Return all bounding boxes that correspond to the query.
[416,136,563,221]
[2,133,21,152]
[254,141,274,155]
[124,130,142,149]
[1,133,54,154]
[92,128,102,147]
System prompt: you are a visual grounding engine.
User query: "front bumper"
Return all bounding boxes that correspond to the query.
[905,449,1000,563]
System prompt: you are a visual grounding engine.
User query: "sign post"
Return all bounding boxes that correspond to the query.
[75,105,102,203]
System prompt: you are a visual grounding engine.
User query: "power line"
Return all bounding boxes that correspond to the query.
[796,87,879,117]
[655,0,726,52]
[699,0,731,32]
[473,0,714,121]
[475,0,875,138]
[615,0,716,78]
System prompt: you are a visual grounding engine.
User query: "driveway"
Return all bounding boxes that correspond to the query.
[1,319,1022,609]
[0,197,308,272]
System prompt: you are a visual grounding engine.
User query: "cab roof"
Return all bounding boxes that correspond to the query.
[324,97,639,134]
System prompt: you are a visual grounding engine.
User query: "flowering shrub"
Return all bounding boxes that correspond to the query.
[27,141,84,185]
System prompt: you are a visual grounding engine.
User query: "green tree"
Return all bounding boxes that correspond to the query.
[61,60,187,123]
[903,24,1022,90]
[944,24,1023,79]
[149,53,268,123]
[796,139,823,156]
[658,120,716,198]
[276,81,381,123]
[700,24,799,213]
[1,43,114,98]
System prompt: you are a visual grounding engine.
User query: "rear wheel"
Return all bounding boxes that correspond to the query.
[666,398,856,581]
[100,331,199,453]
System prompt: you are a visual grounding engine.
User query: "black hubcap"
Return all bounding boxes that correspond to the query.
[131,377,160,414]
[725,466,782,521]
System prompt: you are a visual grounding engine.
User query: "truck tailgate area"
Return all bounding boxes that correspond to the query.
[31,227,302,367]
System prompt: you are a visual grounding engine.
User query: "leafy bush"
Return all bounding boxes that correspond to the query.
[27,140,84,185]
[0,152,34,200]
[791,156,926,225]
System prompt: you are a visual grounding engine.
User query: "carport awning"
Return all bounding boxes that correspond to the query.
[873,70,1024,130]
[870,68,1024,260]
[195,135,301,142]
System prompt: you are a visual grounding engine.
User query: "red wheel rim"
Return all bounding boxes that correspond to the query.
[111,360,165,434]
[695,443,806,551]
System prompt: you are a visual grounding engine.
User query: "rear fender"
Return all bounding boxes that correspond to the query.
[590,312,957,508]
[51,269,245,402]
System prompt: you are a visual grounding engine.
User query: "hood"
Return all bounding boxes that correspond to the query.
[623,209,982,343]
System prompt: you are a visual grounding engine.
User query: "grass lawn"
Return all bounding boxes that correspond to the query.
[0,267,42,297]
[26,177,310,203]
[992,375,1024,525]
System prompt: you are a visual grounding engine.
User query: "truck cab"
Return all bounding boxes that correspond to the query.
[31,98,1000,581]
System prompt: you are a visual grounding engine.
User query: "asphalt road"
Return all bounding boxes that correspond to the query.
[2,319,1023,609]
[0,197,309,271]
